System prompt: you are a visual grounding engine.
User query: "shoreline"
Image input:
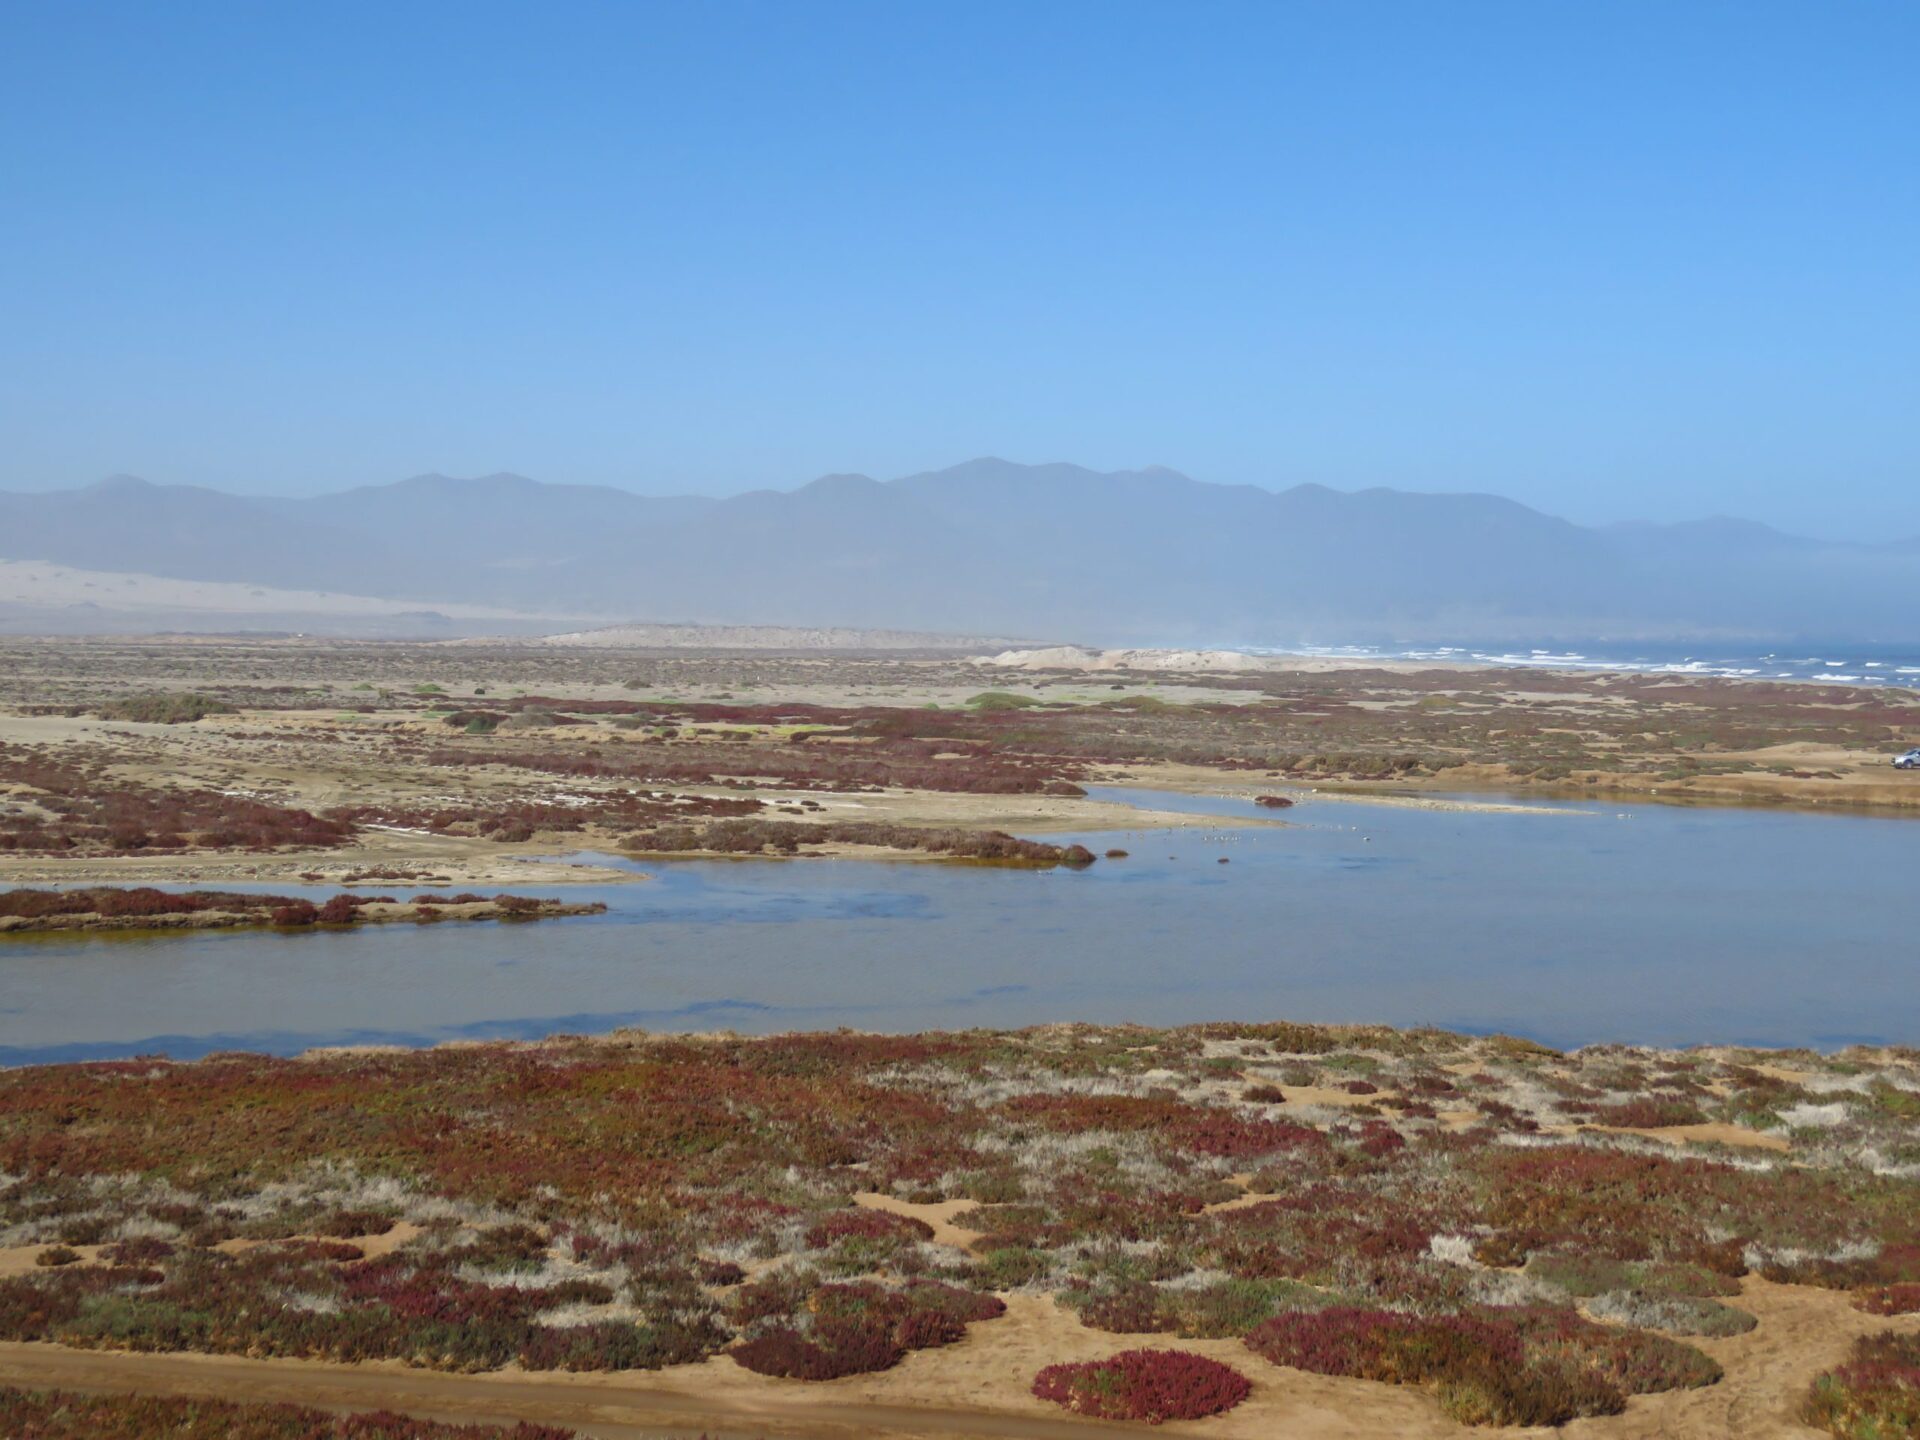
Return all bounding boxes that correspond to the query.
[4,637,1918,893]
[21,1016,1903,1068]
[1015,644,1920,691]
[1293,764,1920,816]
[0,776,1271,887]
[0,895,606,935]
[0,758,1897,892]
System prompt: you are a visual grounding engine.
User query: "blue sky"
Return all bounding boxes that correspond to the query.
[3,1,1915,538]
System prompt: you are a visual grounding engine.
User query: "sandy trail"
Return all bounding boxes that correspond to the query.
[0,1280,1909,1440]
[850,1192,986,1251]
[1592,1120,1792,1153]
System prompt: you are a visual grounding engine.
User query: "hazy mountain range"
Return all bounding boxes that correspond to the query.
[3,458,1917,644]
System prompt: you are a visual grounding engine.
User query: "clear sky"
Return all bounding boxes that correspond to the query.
[3,1,1915,539]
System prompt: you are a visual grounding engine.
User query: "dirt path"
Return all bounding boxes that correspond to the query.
[0,1280,1910,1439]
[0,1341,1172,1440]
[1560,1277,1917,1439]
[850,1191,986,1250]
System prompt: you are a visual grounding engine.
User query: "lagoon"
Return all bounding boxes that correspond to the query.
[3,787,1916,1063]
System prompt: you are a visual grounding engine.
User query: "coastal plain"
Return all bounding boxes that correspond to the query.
[3,636,1919,1437]
[2,636,1917,890]
[1,1023,1918,1438]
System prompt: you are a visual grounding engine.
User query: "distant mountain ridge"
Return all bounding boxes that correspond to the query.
[3,459,1916,644]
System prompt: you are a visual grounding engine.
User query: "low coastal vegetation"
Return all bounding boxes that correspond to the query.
[728,1278,1004,1379]
[1241,1305,1707,1424]
[619,818,1096,866]
[0,742,351,855]
[385,664,1920,803]
[0,1387,576,1439]
[1032,1348,1253,1422]
[417,727,1090,797]
[4,637,1916,807]
[5,640,1919,877]
[89,692,236,724]
[0,1021,1914,1428]
[3,644,1920,1429]
[0,887,602,932]
[322,787,760,846]
[1803,1330,1920,1437]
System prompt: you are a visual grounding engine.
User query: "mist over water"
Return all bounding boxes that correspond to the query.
[1253,642,1920,687]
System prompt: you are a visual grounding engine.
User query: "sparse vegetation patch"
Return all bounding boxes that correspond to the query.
[0,1020,1911,1416]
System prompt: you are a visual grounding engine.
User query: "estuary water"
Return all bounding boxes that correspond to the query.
[3,786,1917,1064]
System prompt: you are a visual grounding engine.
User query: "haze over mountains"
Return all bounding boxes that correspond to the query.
[3,459,1917,645]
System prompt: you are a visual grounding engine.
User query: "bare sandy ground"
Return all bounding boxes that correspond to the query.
[1367,753,1920,814]
[0,1278,1908,1439]
[1589,1120,1792,1154]
[526,622,1040,651]
[851,1192,987,1251]
[0,703,1294,886]
[1112,763,1589,816]
[980,646,1442,675]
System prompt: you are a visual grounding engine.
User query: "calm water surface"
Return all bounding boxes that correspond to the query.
[4,787,1917,1063]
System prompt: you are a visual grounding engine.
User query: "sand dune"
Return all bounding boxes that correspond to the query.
[0,559,586,636]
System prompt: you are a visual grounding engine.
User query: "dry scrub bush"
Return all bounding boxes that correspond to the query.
[0,1022,1913,1408]
[1853,1283,1920,1316]
[92,693,235,724]
[729,1280,1004,1380]
[1244,1305,1718,1427]
[0,744,352,855]
[1803,1331,1920,1438]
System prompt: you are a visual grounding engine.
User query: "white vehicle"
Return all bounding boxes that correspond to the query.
[1894,749,1920,770]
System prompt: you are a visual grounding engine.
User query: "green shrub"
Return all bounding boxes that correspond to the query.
[1803,1331,1920,1438]
[1161,1277,1330,1338]
[1437,1355,1626,1427]
[978,1247,1049,1289]
[95,693,235,724]
[965,692,1042,711]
